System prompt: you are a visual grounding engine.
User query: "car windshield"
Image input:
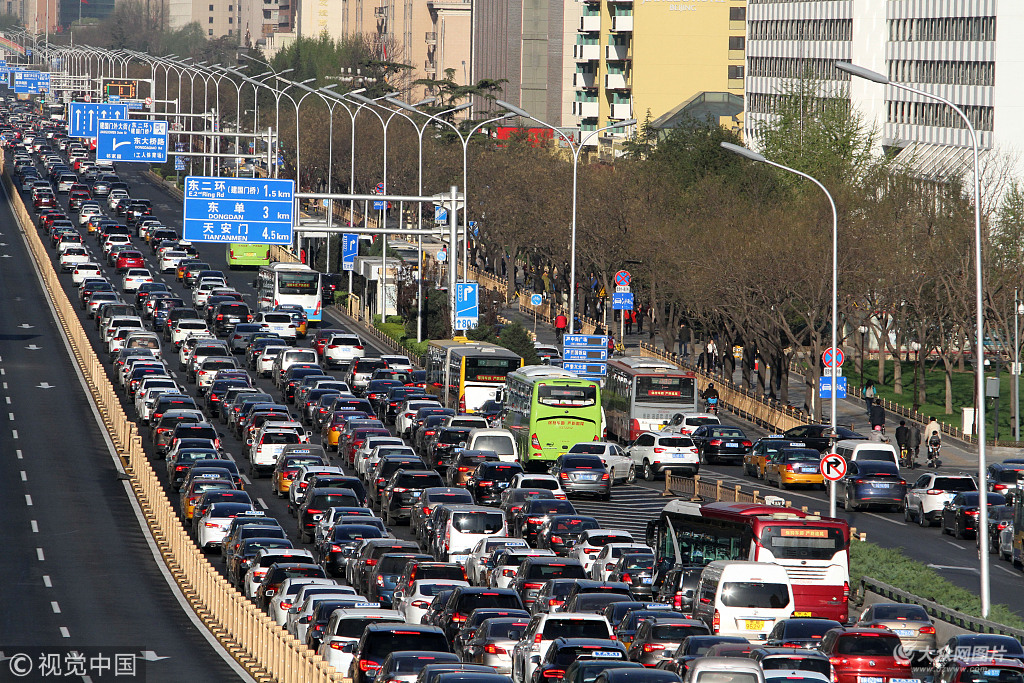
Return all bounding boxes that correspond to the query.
[835,634,902,656]
[936,477,978,491]
[870,605,930,621]
[538,385,597,408]
[563,456,604,469]
[550,645,623,666]
[720,582,790,609]
[761,658,830,676]
[653,623,708,639]
[474,435,514,453]
[854,449,897,462]
[658,437,694,447]
[364,631,450,658]
[453,512,505,533]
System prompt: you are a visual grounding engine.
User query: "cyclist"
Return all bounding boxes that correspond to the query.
[895,420,912,468]
[702,383,720,413]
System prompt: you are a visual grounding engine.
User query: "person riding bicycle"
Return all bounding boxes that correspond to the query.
[895,420,912,466]
[869,398,886,433]
[702,384,720,412]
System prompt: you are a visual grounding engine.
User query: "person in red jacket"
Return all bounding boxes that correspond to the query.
[554,313,567,343]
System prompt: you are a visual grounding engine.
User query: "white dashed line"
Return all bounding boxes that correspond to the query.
[36,547,45,561]
[19,470,26,481]
[2,382,6,389]
[43,575,52,587]
[15,449,22,459]
[945,540,965,549]
[11,430,17,439]
[50,601,61,614]
[8,412,14,421]
[30,520,38,533]
[256,497,268,510]
[24,494,32,506]
[59,627,70,638]
[4,396,9,404]
[997,565,1016,576]
[240,474,251,485]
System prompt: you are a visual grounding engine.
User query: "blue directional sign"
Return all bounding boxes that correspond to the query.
[563,334,607,348]
[174,155,186,171]
[434,205,448,224]
[68,102,128,138]
[373,200,386,211]
[454,282,479,330]
[564,347,609,361]
[563,334,609,376]
[612,292,634,311]
[818,376,848,399]
[183,176,295,244]
[562,362,608,376]
[342,233,358,272]
[96,118,168,162]
[12,69,47,93]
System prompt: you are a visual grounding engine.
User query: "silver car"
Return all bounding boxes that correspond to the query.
[547,454,611,499]
[462,617,530,674]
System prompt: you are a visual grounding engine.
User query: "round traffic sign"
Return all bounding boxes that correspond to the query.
[614,270,631,287]
[820,453,847,481]
[531,294,543,306]
[84,94,91,102]
[822,347,845,368]
[374,182,384,194]
[436,249,447,262]
[145,96,153,106]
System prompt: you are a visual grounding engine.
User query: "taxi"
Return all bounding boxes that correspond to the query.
[763,447,824,490]
[179,475,236,524]
[321,410,361,451]
[743,436,802,479]
[271,452,330,498]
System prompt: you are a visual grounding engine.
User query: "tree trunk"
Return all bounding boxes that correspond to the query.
[958,329,966,372]
[942,357,955,415]
[779,351,792,405]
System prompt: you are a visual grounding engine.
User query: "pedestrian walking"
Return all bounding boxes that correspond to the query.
[863,381,877,416]
[678,321,691,357]
[707,338,719,373]
[636,304,645,334]
[625,309,633,335]
[869,398,886,433]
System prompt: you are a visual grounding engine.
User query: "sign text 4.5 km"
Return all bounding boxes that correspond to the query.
[182,177,295,244]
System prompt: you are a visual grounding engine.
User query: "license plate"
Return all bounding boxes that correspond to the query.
[874,483,891,488]
[858,678,883,683]
[497,482,509,488]
[793,612,811,617]
[892,679,918,683]
[450,555,469,564]
[894,629,914,637]
[412,491,422,497]
[727,443,738,448]
[745,620,764,630]
[579,474,597,481]
[672,454,690,459]
[641,577,652,584]
[801,467,818,473]
[312,514,322,520]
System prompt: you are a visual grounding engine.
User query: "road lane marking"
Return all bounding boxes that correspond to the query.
[50,601,60,614]
[257,497,268,510]
[11,429,17,439]
[30,520,38,533]
[945,540,965,549]
[4,396,9,404]
[7,412,13,420]
[16,449,22,459]
[19,470,26,481]
[59,627,70,638]
[240,474,251,485]
[996,565,1017,576]
[36,547,45,561]
[24,494,32,506]
[43,575,51,587]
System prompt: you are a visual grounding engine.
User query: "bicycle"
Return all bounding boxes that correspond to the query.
[899,444,913,469]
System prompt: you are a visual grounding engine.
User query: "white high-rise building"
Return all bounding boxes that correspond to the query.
[745,1,1024,180]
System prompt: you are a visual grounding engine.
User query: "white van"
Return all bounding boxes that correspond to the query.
[435,504,508,562]
[694,561,794,642]
[466,428,518,463]
[272,348,319,385]
[834,439,899,468]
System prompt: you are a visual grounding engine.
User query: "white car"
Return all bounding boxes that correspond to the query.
[312,506,378,546]
[79,203,103,225]
[158,249,188,273]
[269,577,341,627]
[566,442,634,484]
[171,319,212,348]
[588,543,654,581]
[71,262,102,285]
[395,400,444,437]
[256,345,289,378]
[107,188,129,209]
[103,316,144,344]
[323,333,365,367]
[121,268,154,293]
[192,280,228,308]
[904,473,977,527]
[243,548,315,599]
[394,580,469,625]
[663,412,721,436]
[59,246,90,271]
[380,355,414,372]
[360,444,417,480]
[465,537,530,586]
[289,591,363,643]
[626,431,700,480]
[134,381,181,418]
[488,549,554,589]
[511,612,614,683]
[354,437,407,478]
[254,311,298,343]
[508,474,567,500]
[107,325,147,354]
[102,234,132,254]
[195,501,255,550]
[318,608,404,671]
[569,529,636,573]
[56,173,78,193]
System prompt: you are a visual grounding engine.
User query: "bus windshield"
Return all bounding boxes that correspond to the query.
[635,376,693,404]
[465,357,520,383]
[538,385,597,407]
[759,526,846,561]
[278,272,319,294]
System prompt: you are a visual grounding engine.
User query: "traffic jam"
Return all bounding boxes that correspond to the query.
[8,96,1024,683]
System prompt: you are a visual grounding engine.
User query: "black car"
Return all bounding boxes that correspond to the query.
[499,488,557,526]
[511,557,587,609]
[656,635,750,677]
[607,554,657,597]
[467,462,525,505]
[535,515,601,555]
[654,565,703,613]
[941,492,1007,539]
[839,461,908,512]
[533,638,628,683]
[316,523,385,577]
[381,469,446,525]
[782,424,865,453]
[225,537,294,588]
[548,454,611,500]
[430,427,473,470]
[365,379,406,413]
[212,302,253,336]
[513,498,578,544]
[626,617,709,667]
[366,552,433,606]
[411,487,476,538]
[689,425,753,464]
[436,587,525,641]
[297,487,362,543]
[350,625,451,683]
[369,456,430,508]
[980,504,1014,554]
[764,618,845,648]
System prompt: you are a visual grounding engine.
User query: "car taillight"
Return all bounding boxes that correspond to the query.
[531,434,542,451]
[919,626,936,634]
[830,657,848,667]
[330,544,344,553]
[484,644,508,655]
[365,559,377,566]
[601,473,609,480]
[279,601,292,610]
[967,509,980,516]
[785,464,795,472]
[550,536,562,544]
[559,472,568,480]
[643,644,665,652]
[451,614,467,623]
[329,640,347,650]
[548,598,563,606]
[654,447,665,454]
[542,670,564,679]
[175,465,188,471]
[502,568,516,577]
[709,439,723,446]
[359,660,380,672]
[411,600,430,608]
[527,517,544,524]
[994,484,1008,491]
[534,633,543,644]
[926,489,943,495]
[306,508,321,515]
[713,609,720,632]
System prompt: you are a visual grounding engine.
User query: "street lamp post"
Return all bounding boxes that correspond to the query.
[1015,290,1023,441]
[495,101,635,334]
[720,141,839,517]
[836,60,990,617]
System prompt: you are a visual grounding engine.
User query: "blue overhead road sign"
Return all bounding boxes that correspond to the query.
[12,70,48,93]
[342,233,358,271]
[183,176,294,244]
[96,118,168,163]
[454,282,479,330]
[69,102,128,138]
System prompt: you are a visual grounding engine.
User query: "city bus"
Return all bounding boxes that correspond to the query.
[603,357,698,442]
[425,339,523,413]
[226,243,271,269]
[647,501,850,622]
[254,262,322,322]
[503,366,602,470]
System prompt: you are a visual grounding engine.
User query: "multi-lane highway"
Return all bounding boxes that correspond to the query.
[7,142,1024,683]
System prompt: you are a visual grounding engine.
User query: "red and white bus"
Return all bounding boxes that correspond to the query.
[648,501,850,623]
[603,357,699,442]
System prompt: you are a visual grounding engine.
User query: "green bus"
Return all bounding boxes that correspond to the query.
[502,365,603,471]
[225,243,271,269]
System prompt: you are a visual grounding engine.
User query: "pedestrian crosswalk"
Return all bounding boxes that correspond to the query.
[570,484,680,540]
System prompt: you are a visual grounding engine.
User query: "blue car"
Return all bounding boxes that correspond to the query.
[838,460,907,512]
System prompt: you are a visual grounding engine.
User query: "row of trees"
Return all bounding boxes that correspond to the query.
[61,33,1024,420]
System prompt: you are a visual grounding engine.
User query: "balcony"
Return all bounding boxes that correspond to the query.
[579,14,599,32]
[574,43,600,61]
[611,14,632,32]
[605,43,629,61]
[604,72,628,90]
[424,60,436,73]
[573,100,598,118]
[574,71,596,88]
[425,31,436,44]
[609,102,632,119]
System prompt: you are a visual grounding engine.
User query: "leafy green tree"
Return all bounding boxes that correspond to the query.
[498,322,539,365]
[405,287,450,340]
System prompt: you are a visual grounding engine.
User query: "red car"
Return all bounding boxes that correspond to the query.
[33,193,56,210]
[69,189,91,210]
[115,250,146,272]
[819,628,913,683]
[313,328,343,357]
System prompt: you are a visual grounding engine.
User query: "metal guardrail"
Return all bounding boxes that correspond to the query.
[3,157,345,683]
[860,577,1024,639]
[664,473,767,504]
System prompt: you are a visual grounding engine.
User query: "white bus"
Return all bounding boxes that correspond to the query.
[254,263,322,322]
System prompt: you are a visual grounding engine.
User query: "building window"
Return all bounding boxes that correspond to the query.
[209,16,213,22]
[728,65,744,79]
[728,36,745,50]
[227,28,232,34]
[729,7,745,21]
[228,4,232,9]
[208,4,213,9]
[228,16,233,22]
[208,28,214,34]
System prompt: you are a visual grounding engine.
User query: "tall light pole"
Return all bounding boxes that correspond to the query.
[496,100,635,334]
[720,141,839,516]
[835,61,989,617]
[1015,290,1022,441]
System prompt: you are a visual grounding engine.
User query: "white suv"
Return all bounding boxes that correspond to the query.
[626,431,699,480]
[904,473,977,527]
[511,612,614,683]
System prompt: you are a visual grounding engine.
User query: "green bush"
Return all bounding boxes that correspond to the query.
[850,540,1024,628]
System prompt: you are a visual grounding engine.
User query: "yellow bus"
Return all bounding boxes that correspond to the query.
[225,243,271,269]
[425,340,523,413]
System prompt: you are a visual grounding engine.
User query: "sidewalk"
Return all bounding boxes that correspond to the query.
[497,302,1001,473]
